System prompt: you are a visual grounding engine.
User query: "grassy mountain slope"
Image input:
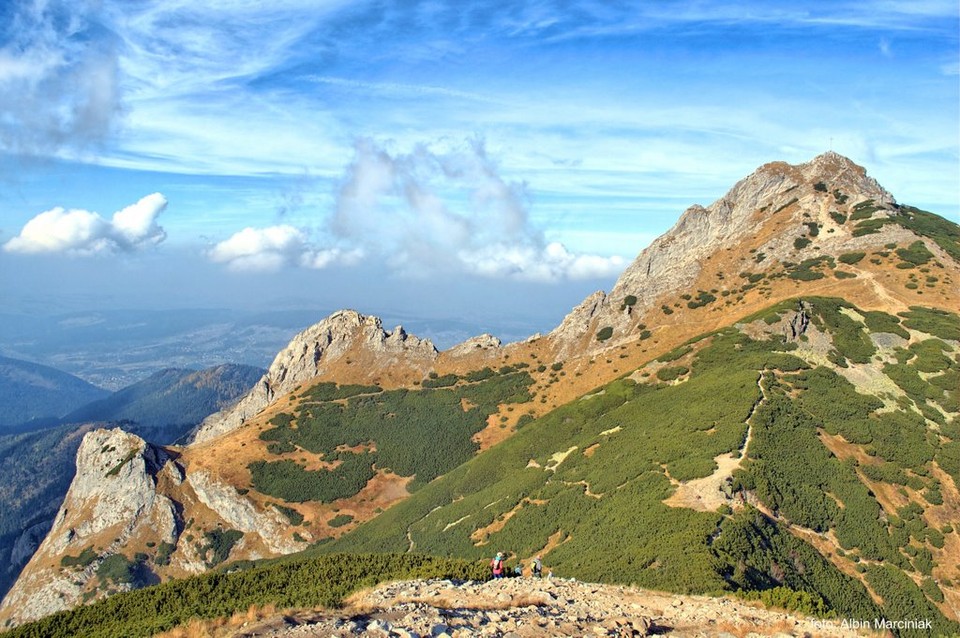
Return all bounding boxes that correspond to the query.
[0,356,108,431]
[179,367,535,547]
[327,297,959,636]
[9,295,955,638]
[0,367,535,627]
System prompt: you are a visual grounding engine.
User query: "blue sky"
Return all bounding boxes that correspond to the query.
[1,0,958,337]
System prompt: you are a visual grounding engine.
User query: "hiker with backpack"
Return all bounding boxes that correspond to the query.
[491,552,505,579]
[530,555,543,578]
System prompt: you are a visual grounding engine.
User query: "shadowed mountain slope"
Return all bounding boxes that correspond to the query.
[63,364,264,444]
[0,357,108,432]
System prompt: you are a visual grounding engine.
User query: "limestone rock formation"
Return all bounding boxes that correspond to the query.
[0,428,179,626]
[548,152,921,354]
[186,471,304,555]
[444,333,502,359]
[191,310,438,443]
[548,290,607,356]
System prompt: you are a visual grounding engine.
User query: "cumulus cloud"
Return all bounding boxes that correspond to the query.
[0,0,121,155]
[461,242,625,281]
[328,138,625,281]
[205,140,625,280]
[4,193,167,255]
[207,225,361,273]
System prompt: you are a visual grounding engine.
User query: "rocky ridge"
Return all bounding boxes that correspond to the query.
[0,429,179,625]
[237,577,866,638]
[547,151,907,355]
[191,311,438,443]
[0,426,310,626]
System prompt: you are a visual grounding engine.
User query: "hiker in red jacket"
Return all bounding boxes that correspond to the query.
[491,552,505,579]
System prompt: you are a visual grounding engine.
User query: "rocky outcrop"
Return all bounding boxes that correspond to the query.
[0,428,179,626]
[191,310,438,443]
[255,577,865,637]
[444,334,502,359]
[548,290,607,356]
[186,471,306,555]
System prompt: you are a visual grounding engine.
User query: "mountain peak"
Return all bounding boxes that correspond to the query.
[807,149,868,173]
[548,152,923,353]
[190,309,438,443]
[750,151,893,205]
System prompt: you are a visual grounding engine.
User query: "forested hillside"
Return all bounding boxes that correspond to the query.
[0,424,98,600]
[233,366,534,530]
[0,357,107,431]
[62,364,264,443]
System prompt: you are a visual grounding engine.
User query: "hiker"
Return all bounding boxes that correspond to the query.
[491,552,505,579]
[530,555,543,578]
[513,564,522,577]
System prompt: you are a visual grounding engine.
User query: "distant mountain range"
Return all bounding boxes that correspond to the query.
[2,153,958,637]
[0,356,109,431]
[62,364,265,444]
[0,308,540,392]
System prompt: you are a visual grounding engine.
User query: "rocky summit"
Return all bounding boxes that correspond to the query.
[227,578,865,637]
[191,310,439,444]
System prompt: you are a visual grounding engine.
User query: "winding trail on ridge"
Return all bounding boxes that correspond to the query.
[662,372,766,512]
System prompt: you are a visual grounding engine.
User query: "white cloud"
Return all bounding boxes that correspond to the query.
[461,242,625,282]
[111,193,168,249]
[204,139,626,280]
[328,138,625,281]
[207,225,361,272]
[4,193,168,255]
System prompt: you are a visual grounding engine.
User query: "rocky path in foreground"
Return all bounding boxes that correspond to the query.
[238,577,873,637]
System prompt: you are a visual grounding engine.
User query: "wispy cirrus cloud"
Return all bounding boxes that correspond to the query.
[2,0,957,262]
[4,193,167,255]
[0,0,121,155]
[307,75,510,106]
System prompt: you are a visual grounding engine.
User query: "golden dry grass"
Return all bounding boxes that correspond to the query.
[154,603,279,638]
